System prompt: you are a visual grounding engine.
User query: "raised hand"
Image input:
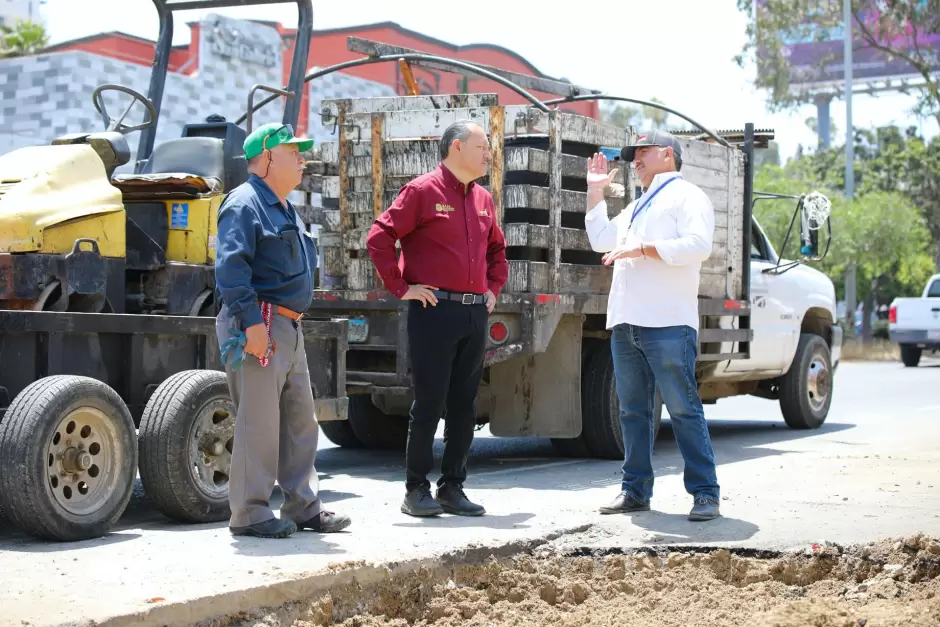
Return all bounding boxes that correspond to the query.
[587,153,619,190]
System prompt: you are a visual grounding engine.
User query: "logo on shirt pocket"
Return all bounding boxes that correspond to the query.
[435,203,455,213]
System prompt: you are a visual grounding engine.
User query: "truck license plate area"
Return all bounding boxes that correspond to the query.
[348,318,368,343]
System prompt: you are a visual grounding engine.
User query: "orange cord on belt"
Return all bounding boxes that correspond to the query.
[259,300,274,367]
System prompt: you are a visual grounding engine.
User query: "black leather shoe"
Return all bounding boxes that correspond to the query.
[599,492,651,514]
[688,496,720,521]
[435,484,485,516]
[296,510,351,533]
[230,517,296,538]
[402,487,444,517]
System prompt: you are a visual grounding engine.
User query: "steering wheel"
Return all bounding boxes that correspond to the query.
[91,84,158,135]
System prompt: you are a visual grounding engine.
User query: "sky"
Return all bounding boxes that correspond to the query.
[34,0,940,163]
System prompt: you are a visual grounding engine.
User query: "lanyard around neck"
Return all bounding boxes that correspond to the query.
[630,176,680,227]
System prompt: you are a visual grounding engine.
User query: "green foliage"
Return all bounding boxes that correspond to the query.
[782,126,940,270]
[752,138,935,307]
[0,19,48,57]
[734,0,940,127]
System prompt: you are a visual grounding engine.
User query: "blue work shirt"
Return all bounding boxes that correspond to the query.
[214,174,317,329]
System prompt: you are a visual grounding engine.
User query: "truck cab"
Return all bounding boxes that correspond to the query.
[730,216,840,376]
[889,273,940,367]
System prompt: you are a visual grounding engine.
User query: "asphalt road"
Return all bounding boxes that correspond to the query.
[1,358,938,627]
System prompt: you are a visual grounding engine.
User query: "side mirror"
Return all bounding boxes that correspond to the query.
[799,192,831,261]
[753,189,833,276]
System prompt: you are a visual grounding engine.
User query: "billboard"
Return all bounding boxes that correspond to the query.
[756,0,940,90]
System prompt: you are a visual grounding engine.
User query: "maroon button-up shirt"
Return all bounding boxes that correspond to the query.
[366,163,509,299]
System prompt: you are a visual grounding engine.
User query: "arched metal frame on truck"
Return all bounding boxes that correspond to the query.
[0,0,349,543]
[266,36,821,458]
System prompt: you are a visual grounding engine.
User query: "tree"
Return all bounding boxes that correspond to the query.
[0,19,48,57]
[753,151,935,339]
[734,0,940,128]
[790,125,940,271]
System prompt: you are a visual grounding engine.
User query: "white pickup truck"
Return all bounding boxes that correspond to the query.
[889,273,940,367]
[712,215,842,429]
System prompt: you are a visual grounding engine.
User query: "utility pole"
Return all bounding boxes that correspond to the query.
[843,0,857,338]
[844,0,854,198]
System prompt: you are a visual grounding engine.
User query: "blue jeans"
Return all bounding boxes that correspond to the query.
[610,323,720,502]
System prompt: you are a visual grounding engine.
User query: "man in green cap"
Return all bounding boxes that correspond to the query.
[214,122,351,538]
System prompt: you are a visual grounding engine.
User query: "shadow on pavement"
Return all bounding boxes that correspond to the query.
[0,418,852,549]
[630,510,760,544]
[313,419,858,493]
[230,533,345,557]
[0,530,142,552]
[392,511,535,530]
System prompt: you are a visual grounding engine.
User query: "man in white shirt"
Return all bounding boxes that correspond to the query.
[584,130,720,522]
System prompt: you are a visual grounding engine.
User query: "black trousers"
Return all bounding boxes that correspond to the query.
[405,298,488,492]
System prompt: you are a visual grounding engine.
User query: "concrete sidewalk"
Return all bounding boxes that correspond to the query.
[2,361,938,627]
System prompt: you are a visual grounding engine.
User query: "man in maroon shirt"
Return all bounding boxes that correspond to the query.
[366,119,509,517]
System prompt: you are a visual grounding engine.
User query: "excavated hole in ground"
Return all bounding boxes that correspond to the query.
[217,533,940,627]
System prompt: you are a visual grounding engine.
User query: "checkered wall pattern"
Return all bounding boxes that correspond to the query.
[0,14,397,171]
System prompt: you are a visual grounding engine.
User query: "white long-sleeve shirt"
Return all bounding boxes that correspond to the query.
[585,171,715,331]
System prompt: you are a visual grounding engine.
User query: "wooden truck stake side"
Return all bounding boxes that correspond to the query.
[298,68,761,460]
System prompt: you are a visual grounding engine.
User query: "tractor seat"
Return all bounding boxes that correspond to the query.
[112,137,225,199]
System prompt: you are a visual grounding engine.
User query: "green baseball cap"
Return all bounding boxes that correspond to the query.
[244,123,313,160]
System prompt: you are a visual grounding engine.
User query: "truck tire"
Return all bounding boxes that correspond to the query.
[347,394,409,451]
[582,342,663,460]
[779,333,832,429]
[0,376,137,541]
[900,344,921,367]
[319,419,363,448]
[138,370,234,524]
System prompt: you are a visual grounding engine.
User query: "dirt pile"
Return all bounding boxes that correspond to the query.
[225,533,940,627]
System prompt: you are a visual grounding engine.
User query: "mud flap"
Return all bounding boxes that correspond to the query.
[488,313,582,437]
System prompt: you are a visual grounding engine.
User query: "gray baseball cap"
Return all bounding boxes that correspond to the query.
[621,129,683,162]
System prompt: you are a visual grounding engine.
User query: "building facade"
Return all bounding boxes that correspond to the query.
[0,14,598,167]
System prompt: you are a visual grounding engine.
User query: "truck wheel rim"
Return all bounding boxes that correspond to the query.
[188,399,234,500]
[806,355,830,412]
[47,407,121,516]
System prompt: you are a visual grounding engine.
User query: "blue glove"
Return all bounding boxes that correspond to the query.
[220,329,247,370]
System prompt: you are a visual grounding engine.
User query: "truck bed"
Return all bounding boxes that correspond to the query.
[0,310,348,422]
[303,94,747,303]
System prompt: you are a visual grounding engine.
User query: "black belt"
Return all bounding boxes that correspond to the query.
[432,290,486,305]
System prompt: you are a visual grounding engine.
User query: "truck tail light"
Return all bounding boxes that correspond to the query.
[888,305,897,324]
[489,321,508,344]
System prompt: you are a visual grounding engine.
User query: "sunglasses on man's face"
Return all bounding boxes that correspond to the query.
[262,124,295,151]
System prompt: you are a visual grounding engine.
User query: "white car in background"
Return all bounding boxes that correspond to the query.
[889,273,940,367]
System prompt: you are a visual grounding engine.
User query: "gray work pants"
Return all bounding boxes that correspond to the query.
[215,304,322,528]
